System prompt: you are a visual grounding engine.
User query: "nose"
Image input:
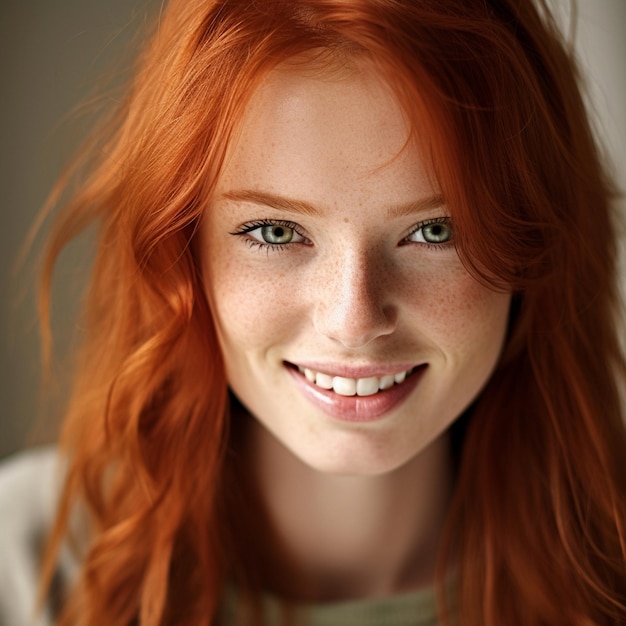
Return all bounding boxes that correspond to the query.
[312,248,397,349]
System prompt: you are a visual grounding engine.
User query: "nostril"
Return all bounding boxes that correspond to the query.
[313,299,396,347]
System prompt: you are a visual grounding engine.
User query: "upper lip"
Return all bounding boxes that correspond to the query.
[285,360,422,379]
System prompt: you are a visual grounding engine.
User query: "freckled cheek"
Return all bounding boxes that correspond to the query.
[399,268,510,346]
[207,259,298,349]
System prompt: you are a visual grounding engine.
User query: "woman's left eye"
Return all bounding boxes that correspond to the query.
[256,224,301,244]
[405,219,453,246]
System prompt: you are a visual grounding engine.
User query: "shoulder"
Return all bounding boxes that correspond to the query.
[0,447,77,626]
[0,446,61,511]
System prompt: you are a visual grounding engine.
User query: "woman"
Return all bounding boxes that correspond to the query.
[11,0,626,624]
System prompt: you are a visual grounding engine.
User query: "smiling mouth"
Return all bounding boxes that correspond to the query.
[286,363,419,397]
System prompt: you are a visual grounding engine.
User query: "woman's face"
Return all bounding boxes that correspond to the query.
[201,63,511,476]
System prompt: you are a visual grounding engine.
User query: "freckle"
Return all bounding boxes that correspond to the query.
[343,217,349,223]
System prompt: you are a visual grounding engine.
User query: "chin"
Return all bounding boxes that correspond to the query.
[285,432,441,478]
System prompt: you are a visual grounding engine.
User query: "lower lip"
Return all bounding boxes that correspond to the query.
[286,365,426,423]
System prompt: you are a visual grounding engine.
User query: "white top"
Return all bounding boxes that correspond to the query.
[0,447,77,626]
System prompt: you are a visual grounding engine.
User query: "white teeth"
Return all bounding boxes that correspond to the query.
[296,365,415,396]
[356,376,379,396]
[333,376,357,396]
[315,372,334,389]
[394,371,406,384]
[379,375,395,390]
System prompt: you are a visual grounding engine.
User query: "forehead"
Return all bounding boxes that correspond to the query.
[216,61,438,208]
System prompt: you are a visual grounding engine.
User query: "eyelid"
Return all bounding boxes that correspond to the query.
[230,218,311,249]
[403,217,454,247]
[231,219,306,237]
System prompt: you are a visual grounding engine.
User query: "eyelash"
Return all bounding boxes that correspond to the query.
[403,217,454,250]
[230,219,308,253]
[230,217,454,252]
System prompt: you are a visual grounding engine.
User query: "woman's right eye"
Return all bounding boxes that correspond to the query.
[231,220,308,248]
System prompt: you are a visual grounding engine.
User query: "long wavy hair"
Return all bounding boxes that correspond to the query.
[39,0,626,624]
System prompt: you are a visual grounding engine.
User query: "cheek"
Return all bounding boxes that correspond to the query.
[400,264,510,354]
[205,250,298,349]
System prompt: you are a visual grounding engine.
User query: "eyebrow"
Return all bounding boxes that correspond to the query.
[221,190,320,216]
[220,189,445,218]
[385,194,446,218]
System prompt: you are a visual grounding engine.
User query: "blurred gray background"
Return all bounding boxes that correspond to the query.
[1,0,625,460]
[1,0,160,459]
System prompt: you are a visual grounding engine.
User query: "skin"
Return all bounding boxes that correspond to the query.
[200,60,511,599]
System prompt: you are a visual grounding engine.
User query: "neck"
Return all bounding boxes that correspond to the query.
[245,418,455,602]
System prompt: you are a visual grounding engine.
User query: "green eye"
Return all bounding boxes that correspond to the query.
[261,225,294,244]
[408,220,453,245]
[232,219,307,248]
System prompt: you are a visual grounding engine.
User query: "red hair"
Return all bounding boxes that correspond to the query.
[39,1,626,624]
